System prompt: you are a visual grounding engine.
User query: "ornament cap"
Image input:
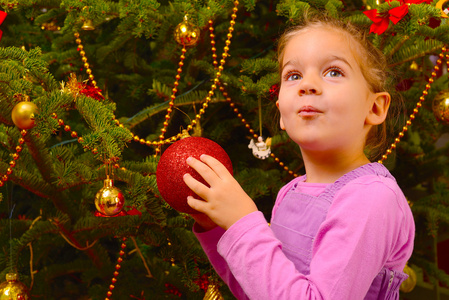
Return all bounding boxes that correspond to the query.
[6,273,17,281]
[180,130,190,139]
[104,176,114,188]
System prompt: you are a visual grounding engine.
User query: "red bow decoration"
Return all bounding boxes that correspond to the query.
[0,11,7,41]
[364,0,432,34]
[79,81,105,101]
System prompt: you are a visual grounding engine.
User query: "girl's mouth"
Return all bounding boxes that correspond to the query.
[298,106,322,117]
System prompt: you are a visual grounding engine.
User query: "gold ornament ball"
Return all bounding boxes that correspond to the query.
[11,101,38,130]
[94,178,125,216]
[174,17,200,47]
[400,264,417,293]
[432,90,449,124]
[0,273,29,300]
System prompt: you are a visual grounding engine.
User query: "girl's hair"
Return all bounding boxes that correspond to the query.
[277,13,397,161]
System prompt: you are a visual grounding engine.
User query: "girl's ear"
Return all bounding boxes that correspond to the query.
[366,92,391,126]
[276,100,286,130]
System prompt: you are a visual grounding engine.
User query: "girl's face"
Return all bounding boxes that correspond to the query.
[277,27,378,156]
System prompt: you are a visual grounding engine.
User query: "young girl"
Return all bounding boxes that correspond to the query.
[183,14,415,299]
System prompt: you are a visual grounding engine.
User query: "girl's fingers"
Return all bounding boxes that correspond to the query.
[187,196,208,213]
[186,156,220,186]
[199,154,232,179]
[183,173,209,199]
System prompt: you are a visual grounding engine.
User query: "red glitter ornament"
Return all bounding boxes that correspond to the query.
[156,136,233,214]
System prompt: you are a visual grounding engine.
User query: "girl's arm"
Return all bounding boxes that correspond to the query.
[214,177,414,299]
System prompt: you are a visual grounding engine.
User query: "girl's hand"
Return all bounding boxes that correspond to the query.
[183,154,258,230]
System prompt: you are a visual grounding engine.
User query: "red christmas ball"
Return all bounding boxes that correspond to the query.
[156,136,233,214]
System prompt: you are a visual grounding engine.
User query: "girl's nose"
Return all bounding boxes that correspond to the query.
[298,75,322,95]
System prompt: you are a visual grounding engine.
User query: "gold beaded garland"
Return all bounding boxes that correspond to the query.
[377,46,448,164]
[74,32,98,89]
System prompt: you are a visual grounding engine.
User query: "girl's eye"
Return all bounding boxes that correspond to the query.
[324,68,343,78]
[284,72,302,81]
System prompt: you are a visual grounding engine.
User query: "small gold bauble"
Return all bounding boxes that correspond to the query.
[174,15,200,47]
[432,90,449,124]
[203,283,224,300]
[400,264,417,293]
[0,273,30,300]
[94,178,125,216]
[11,101,38,130]
[409,61,419,71]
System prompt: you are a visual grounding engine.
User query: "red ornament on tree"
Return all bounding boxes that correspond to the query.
[156,134,233,214]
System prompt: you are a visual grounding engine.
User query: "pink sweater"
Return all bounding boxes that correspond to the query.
[194,163,415,299]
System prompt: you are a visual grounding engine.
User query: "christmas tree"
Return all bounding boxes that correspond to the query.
[0,0,448,299]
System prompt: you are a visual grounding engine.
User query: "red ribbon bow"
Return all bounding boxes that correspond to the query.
[0,11,7,41]
[364,0,431,34]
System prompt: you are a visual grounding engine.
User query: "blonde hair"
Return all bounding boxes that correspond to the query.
[277,13,394,161]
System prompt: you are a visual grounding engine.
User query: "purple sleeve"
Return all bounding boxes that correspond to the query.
[192,176,305,299]
[193,224,249,299]
[214,176,414,299]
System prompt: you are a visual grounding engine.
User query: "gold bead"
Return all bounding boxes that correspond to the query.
[64,125,71,131]
[86,68,92,75]
[84,63,90,69]
[71,131,78,138]
[89,74,94,80]
[80,50,86,56]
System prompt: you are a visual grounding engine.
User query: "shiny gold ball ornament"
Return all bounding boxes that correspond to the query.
[400,264,417,293]
[432,89,449,124]
[0,273,30,300]
[94,177,125,216]
[174,15,200,47]
[11,101,38,130]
